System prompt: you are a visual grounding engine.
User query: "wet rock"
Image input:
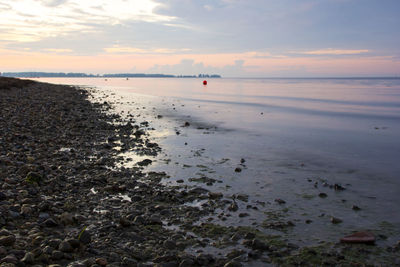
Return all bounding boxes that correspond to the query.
[330,216,342,224]
[228,202,238,212]
[236,194,249,202]
[137,159,152,166]
[340,231,375,244]
[274,198,286,204]
[334,184,345,191]
[208,192,223,199]
[234,167,242,173]
[318,193,328,198]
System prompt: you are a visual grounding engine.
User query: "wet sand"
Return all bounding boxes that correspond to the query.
[1,77,399,266]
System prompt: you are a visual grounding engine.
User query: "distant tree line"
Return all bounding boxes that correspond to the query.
[1,72,221,78]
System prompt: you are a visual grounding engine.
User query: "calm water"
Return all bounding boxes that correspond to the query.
[37,77,400,245]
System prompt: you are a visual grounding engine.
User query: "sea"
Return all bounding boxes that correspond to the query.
[35,77,400,246]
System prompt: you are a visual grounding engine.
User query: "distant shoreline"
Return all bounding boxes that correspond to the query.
[0,72,221,79]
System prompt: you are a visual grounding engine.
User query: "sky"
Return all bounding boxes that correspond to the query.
[0,0,399,77]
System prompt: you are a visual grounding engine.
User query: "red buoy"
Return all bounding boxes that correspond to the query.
[203,80,207,85]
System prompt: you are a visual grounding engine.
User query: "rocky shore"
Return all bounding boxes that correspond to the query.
[1,77,399,266]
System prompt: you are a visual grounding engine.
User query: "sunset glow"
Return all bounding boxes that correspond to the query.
[1,0,399,77]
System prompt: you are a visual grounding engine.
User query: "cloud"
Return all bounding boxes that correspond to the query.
[44,48,73,53]
[40,0,68,7]
[147,58,246,76]
[298,48,370,55]
[104,45,191,54]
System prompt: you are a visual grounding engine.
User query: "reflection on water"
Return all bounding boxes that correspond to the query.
[36,77,400,245]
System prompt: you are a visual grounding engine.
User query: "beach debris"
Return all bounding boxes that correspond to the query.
[203,80,207,85]
[340,232,375,244]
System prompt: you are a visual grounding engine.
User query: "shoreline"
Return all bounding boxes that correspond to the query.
[1,77,399,266]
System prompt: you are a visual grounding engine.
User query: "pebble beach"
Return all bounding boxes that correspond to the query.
[1,77,400,266]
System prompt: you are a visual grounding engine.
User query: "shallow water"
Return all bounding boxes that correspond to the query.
[36,77,400,246]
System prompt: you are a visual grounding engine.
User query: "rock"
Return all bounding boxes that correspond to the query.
[234,167,242,173]
[334,184,345,191]
[60,212,74,225]
[163,240,176,250]
[318,193,327,198]
[43,218,58,227]
[228,202,238,212]
[0,192,7,201]
[330,216,342,224]
[137,159,152,166]
[0,235,16,246]
[236,194,248,202]
[208,192,223,199]
[78,229,91,245]
[274,198,286,204]
[59,241,73,253]
[250,239,270,251]
[96,257,108,266]
[119,217,131,227]
[25,171,42,184]
[238,213,249,218]
[352,205,361,211]
[20,204,33,215]
[21,252,35,264]
[340,231,375,244]
[51,250,63,260]
[1,254,18,264]
[224,260,242,267]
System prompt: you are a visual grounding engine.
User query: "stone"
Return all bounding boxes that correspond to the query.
[43,218,58,227]
[0,235,16,246]
[330,216,342,224]
[78,229,91,245]
[60,212,74,225]
[21,252,35,264]
[274,198,286,204]
[340,232,375,244]
[95,257,108,266]
[51,250,63,260]
[318,193,327,198]
[1,254,18,264]
[59,241,73,253]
